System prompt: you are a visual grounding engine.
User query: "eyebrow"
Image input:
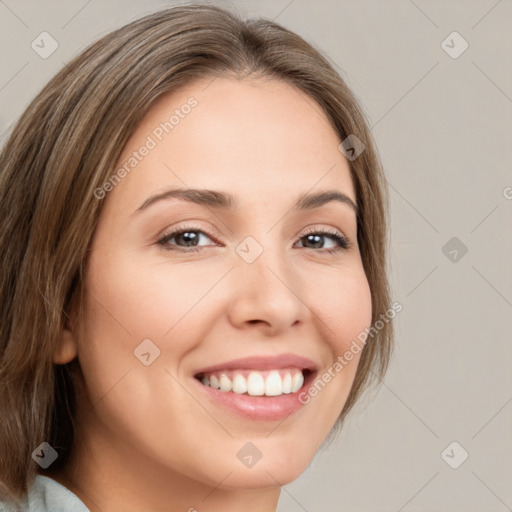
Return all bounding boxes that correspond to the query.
[134,188,358,215]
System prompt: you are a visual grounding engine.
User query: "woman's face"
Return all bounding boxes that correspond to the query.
[67,76,372,492]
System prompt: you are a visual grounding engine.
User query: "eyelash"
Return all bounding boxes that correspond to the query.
[156,224,351,254]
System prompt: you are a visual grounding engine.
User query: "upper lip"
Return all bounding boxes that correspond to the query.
[194,353,318,376]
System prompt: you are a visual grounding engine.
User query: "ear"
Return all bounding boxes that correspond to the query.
[53,326,78,364]
[54,299,80,365]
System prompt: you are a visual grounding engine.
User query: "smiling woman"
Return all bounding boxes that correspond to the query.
[0,3,393,512]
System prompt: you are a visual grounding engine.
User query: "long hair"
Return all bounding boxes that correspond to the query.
[0,3,393,501]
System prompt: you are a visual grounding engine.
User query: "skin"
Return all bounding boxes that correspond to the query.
[50,76,372,512]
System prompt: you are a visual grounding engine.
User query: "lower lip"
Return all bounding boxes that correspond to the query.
[193,371,316,421]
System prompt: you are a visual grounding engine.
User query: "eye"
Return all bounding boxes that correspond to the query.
[295,228,351,254]
[157,225,217,252]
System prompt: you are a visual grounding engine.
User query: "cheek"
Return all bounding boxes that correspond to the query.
[83,249,208,336]
[309,265,373,354]
[76,248,226,384]
[300,267,371,418]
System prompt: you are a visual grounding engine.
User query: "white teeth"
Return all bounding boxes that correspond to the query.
[209,375,220,389]
[219,374,232,392]
[282,373,292,394]
[265,370,282,396]
[247,372,265,396]
[199,368,306,396]
[291,372,304,393]
[232,374,248,394]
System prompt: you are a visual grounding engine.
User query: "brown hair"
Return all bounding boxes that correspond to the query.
[0,2,394,502]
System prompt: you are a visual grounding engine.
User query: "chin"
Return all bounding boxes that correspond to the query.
[207,444,316,490]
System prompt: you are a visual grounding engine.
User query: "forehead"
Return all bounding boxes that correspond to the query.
[107,76,355,212]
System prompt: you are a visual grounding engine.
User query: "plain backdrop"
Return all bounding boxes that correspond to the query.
[1,1,511,510]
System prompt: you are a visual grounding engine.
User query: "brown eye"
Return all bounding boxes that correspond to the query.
[157,226,217,252]
[295,229,350,253]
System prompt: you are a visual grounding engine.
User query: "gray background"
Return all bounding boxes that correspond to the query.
[1,0,511,510]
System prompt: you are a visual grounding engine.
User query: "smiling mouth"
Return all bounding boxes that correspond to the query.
[194,367,313,397]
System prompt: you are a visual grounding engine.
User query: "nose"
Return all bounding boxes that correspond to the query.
[227,246,311,336]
